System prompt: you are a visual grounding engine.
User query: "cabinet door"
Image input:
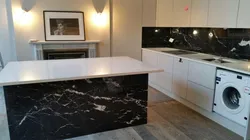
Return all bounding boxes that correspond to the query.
[237,0,250,28]
[156,53,174,92]
[208,0,239,28]
[172,57,189,98]
[190,0,209,27]
[142,50,158,83]
[188,61,216,89]
[173,0,192,27]
[142,0,157,26]
[156,0,174,26]
[157,53,173,74]
[187,81,214,112]
[156,72,173,92]
[142,50,157,66]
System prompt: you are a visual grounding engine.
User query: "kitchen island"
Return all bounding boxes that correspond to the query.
[0,57,162,140]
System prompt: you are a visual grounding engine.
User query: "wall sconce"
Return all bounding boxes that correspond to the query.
[92,0,108,13]
[92,0,108,27]
[13,0,36,26]
[21,0,36,12]
[92,12,108,27]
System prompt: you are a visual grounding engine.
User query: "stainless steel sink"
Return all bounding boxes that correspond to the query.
[161,50,197,55]
[202,58,231,63]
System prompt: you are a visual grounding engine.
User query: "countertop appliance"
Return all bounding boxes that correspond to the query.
[213,69,250,126]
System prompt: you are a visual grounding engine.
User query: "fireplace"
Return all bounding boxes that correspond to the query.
[30,40,100,60]
[43,49,88,60]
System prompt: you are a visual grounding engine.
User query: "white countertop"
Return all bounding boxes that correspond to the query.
[0,57,163,86]
[143,48,250,75]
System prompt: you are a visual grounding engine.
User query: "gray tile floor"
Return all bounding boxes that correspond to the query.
[0,87,243,140]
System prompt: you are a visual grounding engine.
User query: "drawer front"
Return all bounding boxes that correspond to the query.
[158,53,174,74]
[187,81,214,112]
[188,61,216,89]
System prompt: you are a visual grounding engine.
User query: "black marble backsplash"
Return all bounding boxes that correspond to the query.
[142,27,250,60]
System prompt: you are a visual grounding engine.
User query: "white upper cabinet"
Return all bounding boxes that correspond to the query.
[156,0,174,26]
[156,0,248,28]
[237,0,250,28]
[173,0,192,27]
[142,0,157,26]
[208,0,239,28]
[190,0,209,27]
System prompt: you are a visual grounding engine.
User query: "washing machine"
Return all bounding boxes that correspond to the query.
[213,69,250,126]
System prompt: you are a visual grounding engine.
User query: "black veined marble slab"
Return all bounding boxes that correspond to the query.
[4,74,148,140]
[142,27,250,60]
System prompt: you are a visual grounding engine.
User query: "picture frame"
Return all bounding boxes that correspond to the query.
[43,11,86,41]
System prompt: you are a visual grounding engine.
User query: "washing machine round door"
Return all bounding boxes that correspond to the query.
[220,83,245,114]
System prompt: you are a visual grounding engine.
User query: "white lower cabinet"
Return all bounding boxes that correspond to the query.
[156,72,172,92]
[172,57,189,98]
[156,53,173,92]
[149,73,158,85]
[188,61,216,89]
[172,74,188,98]
[187,81,214,111]
[157,53,173,74]
[142,49,216,112]
[142,49,158,84]
[142,49,174,92]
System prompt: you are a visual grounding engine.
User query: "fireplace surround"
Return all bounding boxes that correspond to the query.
[30,40,100,60]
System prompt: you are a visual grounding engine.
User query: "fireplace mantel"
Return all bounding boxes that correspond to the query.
[30,40,100,60]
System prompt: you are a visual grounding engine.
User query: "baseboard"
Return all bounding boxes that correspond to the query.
[149,82,245,137]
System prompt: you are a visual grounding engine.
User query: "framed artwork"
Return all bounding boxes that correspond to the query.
[43,11,86,41]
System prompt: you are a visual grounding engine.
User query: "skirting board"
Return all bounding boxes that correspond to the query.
[149,81,245,137]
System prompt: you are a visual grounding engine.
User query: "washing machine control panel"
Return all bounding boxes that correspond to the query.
[216,77,221,84]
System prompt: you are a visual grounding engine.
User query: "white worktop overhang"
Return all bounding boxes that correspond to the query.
[0,57,163,86]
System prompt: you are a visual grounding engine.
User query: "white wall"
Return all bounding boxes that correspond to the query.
[0,0,16,65]
[8,0,156,61]
[11,0,111,60]
[112,0,143,60]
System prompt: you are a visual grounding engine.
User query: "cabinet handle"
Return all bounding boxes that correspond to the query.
[179,58,183,63]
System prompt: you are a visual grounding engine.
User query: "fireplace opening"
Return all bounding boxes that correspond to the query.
[43,49,88,60]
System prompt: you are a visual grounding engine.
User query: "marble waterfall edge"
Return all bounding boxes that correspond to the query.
[4,74,148,140]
